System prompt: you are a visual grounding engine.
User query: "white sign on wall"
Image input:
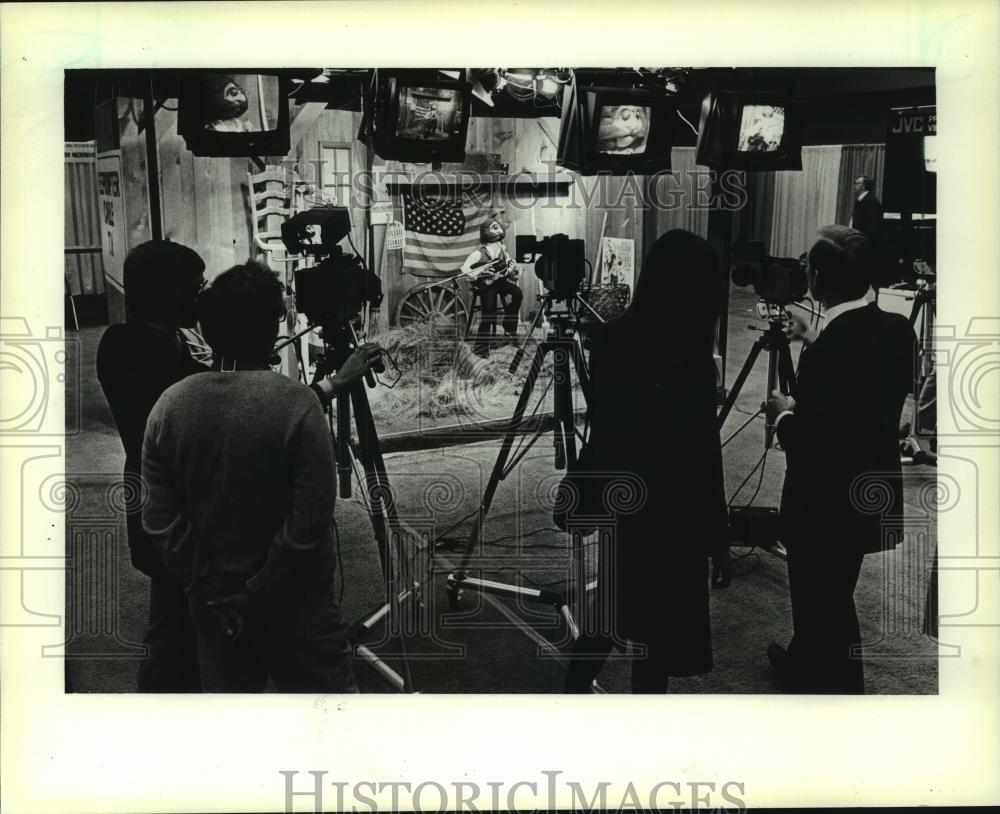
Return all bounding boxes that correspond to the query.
[600,236,635,289]
[96,150,127,291]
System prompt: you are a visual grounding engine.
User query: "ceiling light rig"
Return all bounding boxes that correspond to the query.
[470,68,570,108]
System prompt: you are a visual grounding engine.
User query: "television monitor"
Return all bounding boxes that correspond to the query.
[365,74,472,163]
[736,104,786,153]
[558,86,673,175]
[178,70,291,157]
[883,105,936,214]
[696,92,804,171]
[922,133,937,173]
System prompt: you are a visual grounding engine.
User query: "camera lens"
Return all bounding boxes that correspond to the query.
[731,263,755,287]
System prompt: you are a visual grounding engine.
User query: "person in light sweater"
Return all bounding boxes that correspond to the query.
[142,261,379,692]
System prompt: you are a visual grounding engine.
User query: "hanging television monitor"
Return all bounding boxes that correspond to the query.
[883,105,936,214]
[363,73,472,163]
[178,70,291,157]
[696,92,804,171]
[558,85,673,175]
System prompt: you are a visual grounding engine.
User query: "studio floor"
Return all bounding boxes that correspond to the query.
[63,288,939,694]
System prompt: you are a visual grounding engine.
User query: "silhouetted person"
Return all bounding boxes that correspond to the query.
[851,175,883,239]
[97,240,209,692]
[766,226,917,693]
[563,230,731,694]
[142,262,378,692]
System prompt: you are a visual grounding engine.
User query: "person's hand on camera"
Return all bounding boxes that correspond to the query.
[766,389,795,420]
[321,343,383,395]
[205,591,250,640]
[785,311,818,347]
[712,546,733,589]
[341,343,383,381]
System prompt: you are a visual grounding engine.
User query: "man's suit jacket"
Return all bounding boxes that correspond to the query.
[851,193,883,239]
[776,304,917,554]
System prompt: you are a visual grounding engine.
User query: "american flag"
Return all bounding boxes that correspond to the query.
[402,193,487,275]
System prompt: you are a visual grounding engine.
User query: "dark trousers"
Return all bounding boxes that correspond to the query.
[474,279,523,353]
[563,566,671,694]
[187,588,357,693]
[137,568,201,692]
[784,536,866,694]
[564,633,672,694]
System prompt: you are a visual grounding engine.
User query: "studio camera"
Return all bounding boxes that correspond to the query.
[730,238,808,306]
[516,233,586,300]
[281,207,384,326]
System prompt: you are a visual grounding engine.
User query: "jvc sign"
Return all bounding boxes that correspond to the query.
[891,109,936,135]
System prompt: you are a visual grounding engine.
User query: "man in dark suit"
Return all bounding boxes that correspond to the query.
[766,226,917,694]
[851,175,883,239]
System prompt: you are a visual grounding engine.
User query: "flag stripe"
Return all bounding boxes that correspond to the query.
[402,194,487,275]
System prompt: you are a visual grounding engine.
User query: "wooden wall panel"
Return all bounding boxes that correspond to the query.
[231,157,255,265]
[119,98,153,257]
[157,107,197,251]
[111,98,652,328]
[295,109,368,255]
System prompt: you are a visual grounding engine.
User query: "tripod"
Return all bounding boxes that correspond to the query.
[444,294,594,638]
[717,312,798,558]
[717,314,797,449]
[908,279,935,388]
[297,319,419,692]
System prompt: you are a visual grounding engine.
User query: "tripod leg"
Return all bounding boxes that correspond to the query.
[764,345,781,449]
[717,338,765,428]
[777,339,797,399]
[454,339,550,577]
[349,383,416,692]
[349,384,395,582]
[509,304,547,376]
[336,392,353,498]
[567,335,592,628]
[552,341,577,470]
[570,334,591,404]
[765,334,798,449]
[291,329,307,384]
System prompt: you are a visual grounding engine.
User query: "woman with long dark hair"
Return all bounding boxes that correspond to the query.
[97,240,209,691]
[564,229,731,693]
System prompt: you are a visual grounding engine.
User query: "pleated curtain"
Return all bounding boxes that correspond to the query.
[769,145,843,258]
[645,146,711,239]
[835,143,886,226]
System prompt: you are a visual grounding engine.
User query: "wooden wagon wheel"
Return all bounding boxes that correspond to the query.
[395,282,469,330]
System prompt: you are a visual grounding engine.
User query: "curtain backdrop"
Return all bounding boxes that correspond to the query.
[769,145,843,258]
[836,143,886,226]
[647,146,710,239]
[732,171,776,246]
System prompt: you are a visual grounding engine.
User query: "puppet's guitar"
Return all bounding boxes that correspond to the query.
[469,256,519,285]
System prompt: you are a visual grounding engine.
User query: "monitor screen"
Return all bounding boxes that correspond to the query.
[923,134,937,173]
[595,104,651,155]
[736,104,786,153]
[199,73,281,133]
[394,85,465,142]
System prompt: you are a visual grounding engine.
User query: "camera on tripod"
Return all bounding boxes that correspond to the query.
[731,238,808,306]
[281,207,384,326]
[516,233,586,300]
